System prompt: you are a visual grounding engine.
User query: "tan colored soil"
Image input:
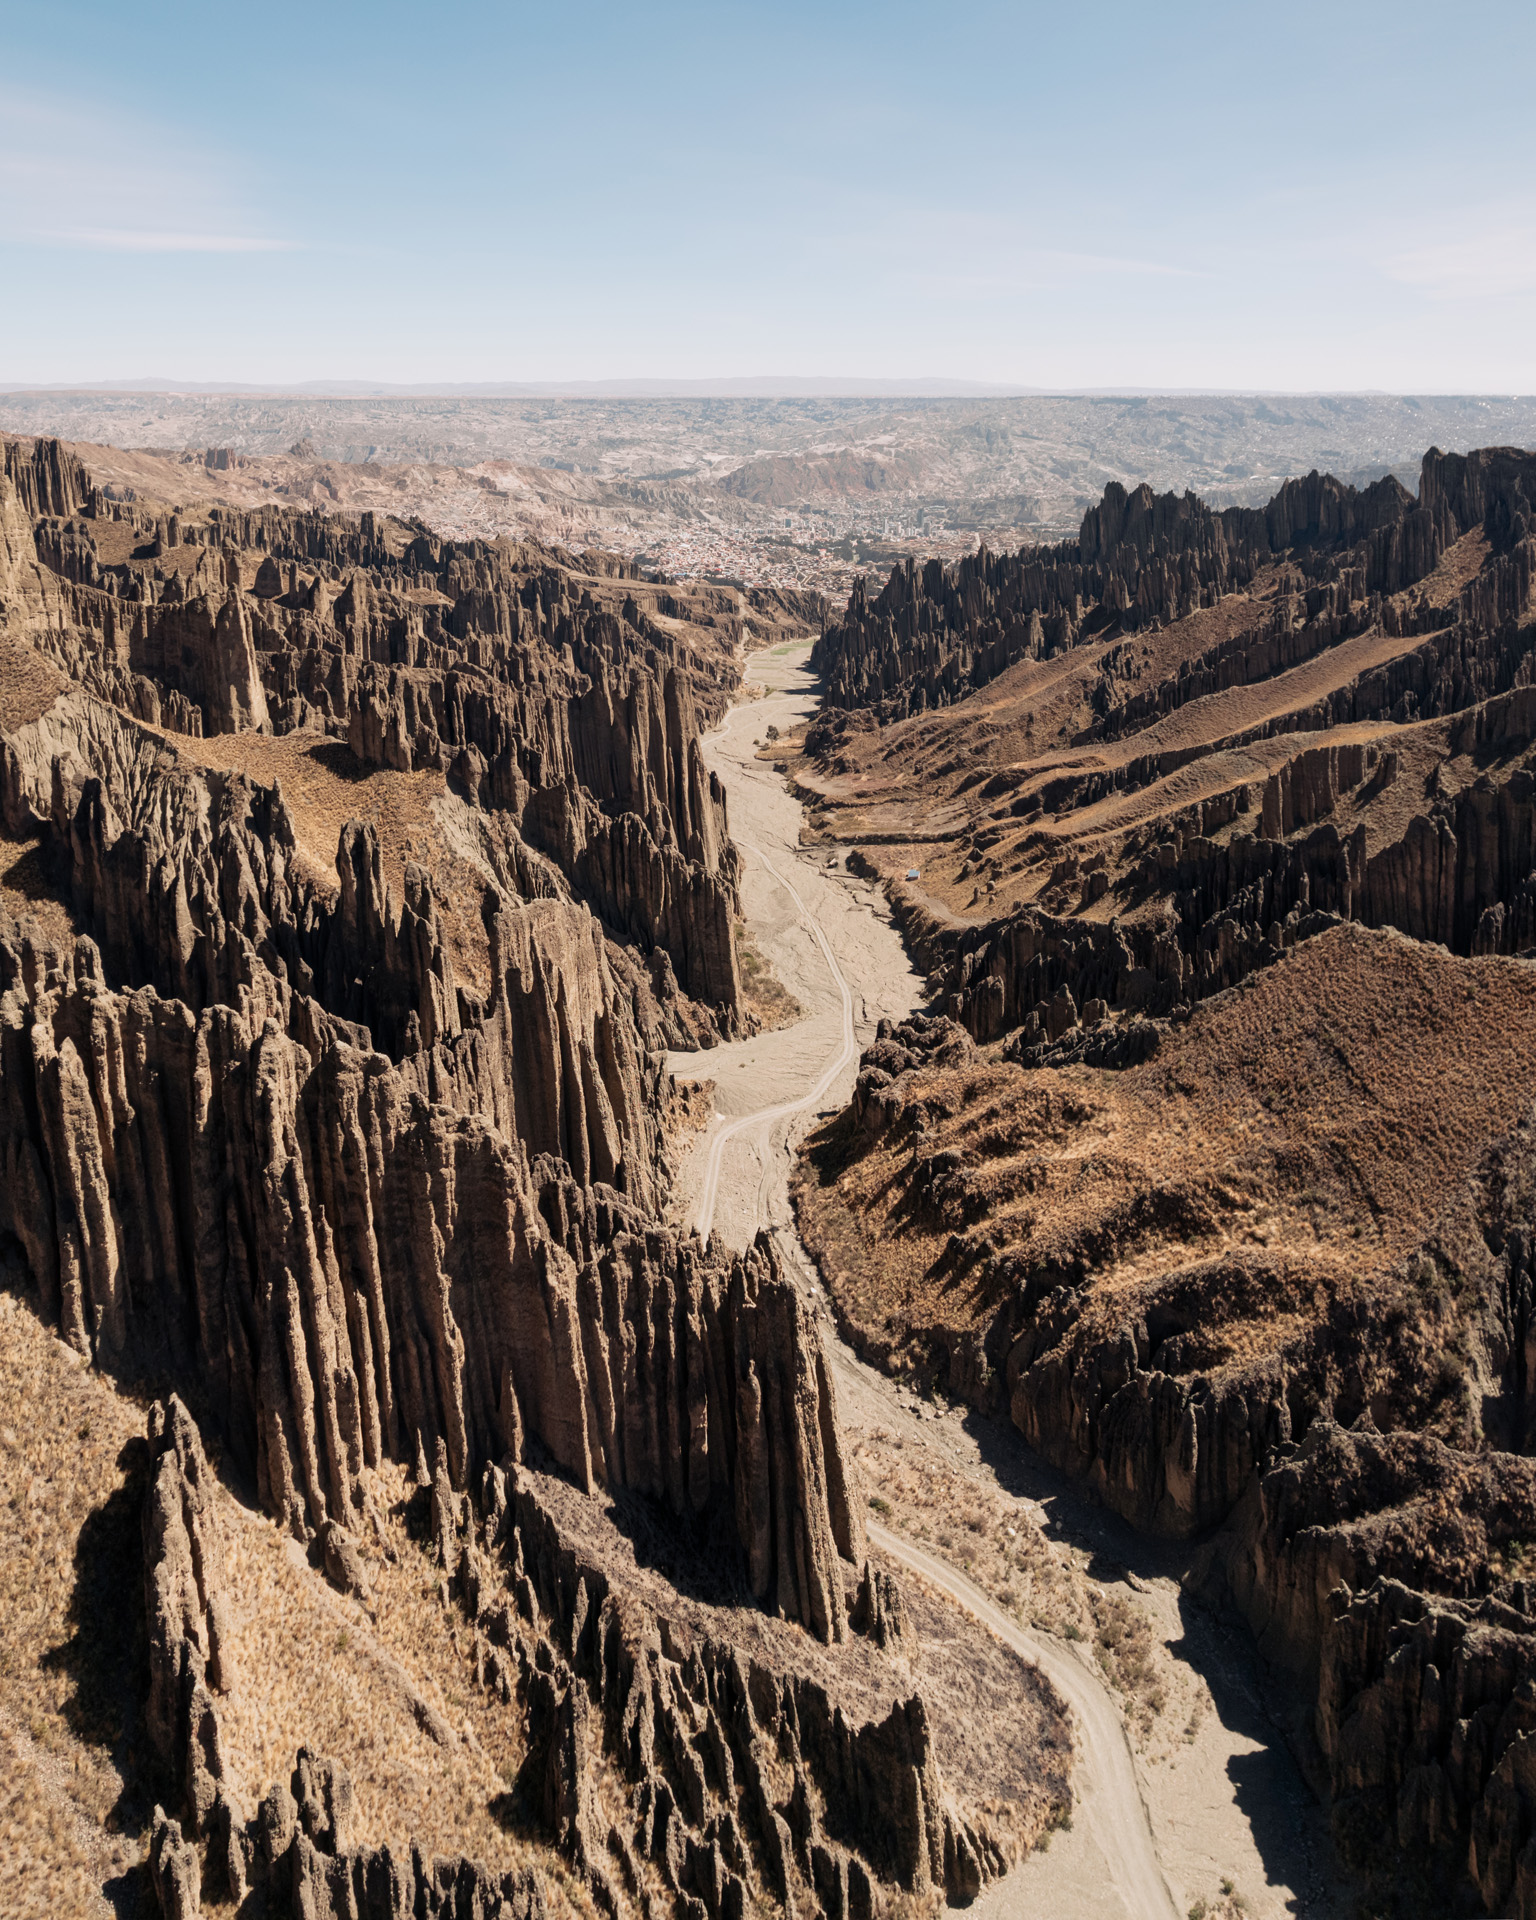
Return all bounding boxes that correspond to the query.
[0,634,66,731]
[0,1294,148,1920]
[0,839,79,953]
[793,531,1511,928]
[0,1284,595,1920]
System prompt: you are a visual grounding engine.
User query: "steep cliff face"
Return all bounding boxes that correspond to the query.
[3,434,99,521]
[137,1396,1058,1920]
[0,446,1070,1918]
[0,459,821,1577]
[913,720,1536,1042]
[0,891,861,1645]
[2,441,742,1032]
[810,449,1534,722]
[1222,1424,1536,1915]
[790,445,1536,1910]
[796,440,1536,1084]
[140,1392,552,1920]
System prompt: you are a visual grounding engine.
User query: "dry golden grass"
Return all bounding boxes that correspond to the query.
[0,633,66,731]
[0,838,78,953]
[801,530,1509,931]
[847,1413,1177,1747]
[212,1458,538,1875]
[0,1290,155,1916]
[0,1725,119,1920]
[853,1422,1088,1638]
[799,925,1536,1393]
[0,1283,600,1917]
[165,727,494,993]
[734,919,802,1033]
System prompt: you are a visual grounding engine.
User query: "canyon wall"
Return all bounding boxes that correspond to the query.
[798,443,1536,1914]
[812,448,1536,721]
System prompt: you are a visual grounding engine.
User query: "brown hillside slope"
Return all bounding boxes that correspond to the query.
[797,448,1536,1917]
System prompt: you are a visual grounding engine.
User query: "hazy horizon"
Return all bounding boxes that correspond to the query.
[5,380,1533,401]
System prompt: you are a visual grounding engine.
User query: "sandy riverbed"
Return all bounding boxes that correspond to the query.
[665,642,924,1245]
[666,643,1345,1920]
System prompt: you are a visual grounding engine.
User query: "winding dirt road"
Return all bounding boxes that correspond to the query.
[866,1520,1175,1918]
[691,834,856,1240]
[668,641,1334,1920]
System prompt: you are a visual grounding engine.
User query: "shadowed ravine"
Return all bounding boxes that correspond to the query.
[668,642,1339,1920]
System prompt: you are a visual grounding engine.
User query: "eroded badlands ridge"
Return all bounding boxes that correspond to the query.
[0,437,1066,1918]
[796,445,1536,1916]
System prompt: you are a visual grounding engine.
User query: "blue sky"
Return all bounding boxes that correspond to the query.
[1,0,1532,388]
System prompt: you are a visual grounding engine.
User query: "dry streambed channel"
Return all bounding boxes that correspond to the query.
[667,643,1345,1920]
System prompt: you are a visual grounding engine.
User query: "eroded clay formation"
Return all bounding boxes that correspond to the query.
[795,445,1536,1916]
[0,436,1065,1919]
[141,1396,1024,1920]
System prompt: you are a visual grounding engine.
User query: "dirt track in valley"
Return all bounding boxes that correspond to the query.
[667,642,1344,1920]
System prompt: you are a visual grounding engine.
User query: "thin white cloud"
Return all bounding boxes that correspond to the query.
[1385,224,1536,300]
[0,84,290,255]
[908,248,1211,295]
[51,228,294,254]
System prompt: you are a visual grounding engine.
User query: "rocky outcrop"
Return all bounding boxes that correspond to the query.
[137,1392,1020,1920]
[917,742,1536,1041]
[0,467,855,1641]
[130,587,271,734]
[996,1256,1295,1537]
[850,1561,909,1650]
[3,436,98,520]
[1218,1421,1536,1916]
[0,900,859,1636]
[1074,531,1536,758]
[848,1013,976,1141]
[808,448,1536,1083]
[144,1396,234,1837]
[811,451,1536,722]
[911,1054,1536,1905]
[0,445,1069,1920]
[486,1465,1011,1912]
[150,1753,548,1920]
[1,449,744,1030]
[335,652,740,1011]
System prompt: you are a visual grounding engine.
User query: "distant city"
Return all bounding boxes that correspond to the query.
[630,512,992,599]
